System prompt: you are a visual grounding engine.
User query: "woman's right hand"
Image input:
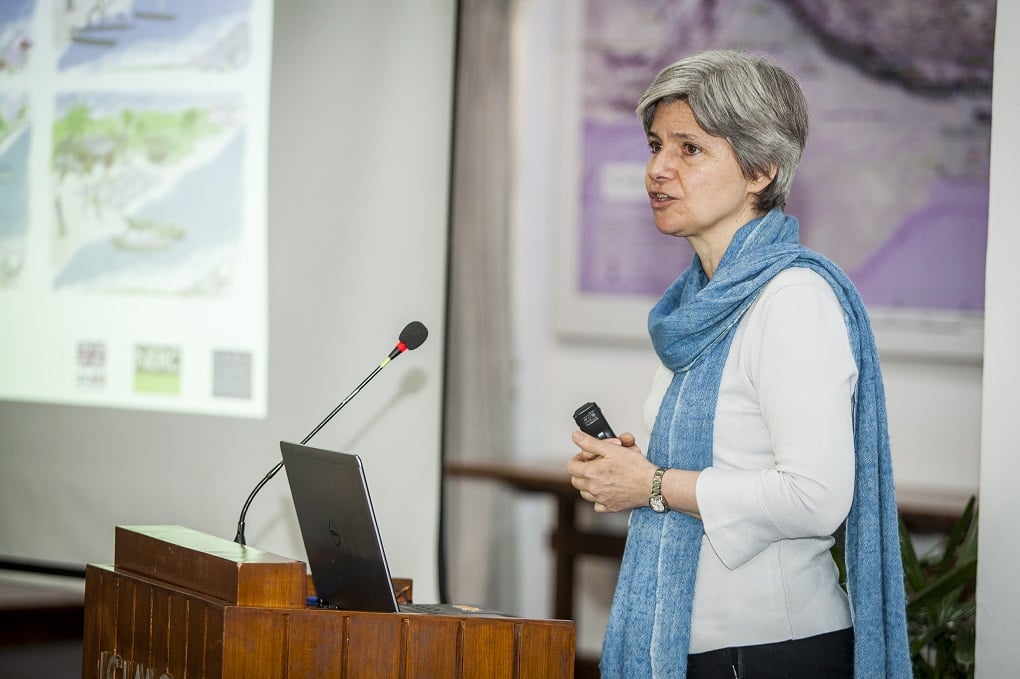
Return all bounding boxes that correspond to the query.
[566,431,656,513]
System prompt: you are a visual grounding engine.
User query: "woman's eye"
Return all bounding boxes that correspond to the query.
[683,143,701,155]
[648,141,662,154]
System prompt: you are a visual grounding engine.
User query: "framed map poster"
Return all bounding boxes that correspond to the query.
[555,0,992,360]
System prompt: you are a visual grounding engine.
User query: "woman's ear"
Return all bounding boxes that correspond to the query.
[750,164,778,193]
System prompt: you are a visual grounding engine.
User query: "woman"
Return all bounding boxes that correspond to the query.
[566,50,910,678]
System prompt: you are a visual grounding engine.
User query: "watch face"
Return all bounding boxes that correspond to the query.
[650,496,666,513]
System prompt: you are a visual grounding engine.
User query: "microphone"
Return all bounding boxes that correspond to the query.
[232,321,429,545]
[390,320,428,358]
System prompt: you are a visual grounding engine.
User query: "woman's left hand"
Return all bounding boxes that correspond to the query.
[566,431,657,513]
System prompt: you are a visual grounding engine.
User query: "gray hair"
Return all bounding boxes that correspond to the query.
[636,50,808,213]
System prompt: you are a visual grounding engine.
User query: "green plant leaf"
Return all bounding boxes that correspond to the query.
[938,496,976,576]
[899,517,926,592]
[955,620,976,666]
[908,558,978,612]
[910,625,945,655]
[830,543,847,591]
[958,505,980,563]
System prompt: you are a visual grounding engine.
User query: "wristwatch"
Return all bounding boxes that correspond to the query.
[649,467,669,513]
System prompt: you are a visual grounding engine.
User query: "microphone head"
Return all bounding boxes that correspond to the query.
[399,321,428,350]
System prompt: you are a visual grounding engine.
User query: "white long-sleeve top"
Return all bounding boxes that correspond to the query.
[643,267,857,654]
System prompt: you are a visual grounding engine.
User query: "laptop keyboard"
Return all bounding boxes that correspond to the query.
[398,602,506,616]
[399,603,460,615]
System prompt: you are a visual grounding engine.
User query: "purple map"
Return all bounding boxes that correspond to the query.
[579,0,994,313]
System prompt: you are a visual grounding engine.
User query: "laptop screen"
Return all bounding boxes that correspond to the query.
[280,441,400,612]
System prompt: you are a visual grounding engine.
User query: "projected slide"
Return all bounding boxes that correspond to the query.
[0,0,272,417]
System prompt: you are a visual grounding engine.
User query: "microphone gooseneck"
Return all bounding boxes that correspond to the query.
[232,321,429,545]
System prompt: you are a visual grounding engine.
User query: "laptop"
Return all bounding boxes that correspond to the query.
[280,441,507,616]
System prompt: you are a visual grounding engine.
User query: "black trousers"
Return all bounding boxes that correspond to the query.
[686,628,854,679]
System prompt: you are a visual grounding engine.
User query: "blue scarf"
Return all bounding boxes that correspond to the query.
[600,209,911,678]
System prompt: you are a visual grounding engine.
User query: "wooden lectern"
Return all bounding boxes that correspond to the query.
[83,525,575,678]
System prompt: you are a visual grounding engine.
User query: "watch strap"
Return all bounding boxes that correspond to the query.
[649,466,668,512]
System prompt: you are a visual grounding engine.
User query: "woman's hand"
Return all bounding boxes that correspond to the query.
[566,430,657,513]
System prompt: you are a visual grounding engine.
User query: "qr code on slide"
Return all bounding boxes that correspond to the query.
[213,349,252,400]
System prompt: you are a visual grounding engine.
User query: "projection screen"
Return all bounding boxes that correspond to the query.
[0,0,455,605]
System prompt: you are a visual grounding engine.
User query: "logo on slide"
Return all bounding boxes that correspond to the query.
[76,340,107,389]
[134,344,181,395]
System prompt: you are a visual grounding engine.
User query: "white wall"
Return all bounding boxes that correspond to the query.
[0,0,456,605]
[510,0,985,658]
[975,0,1020,673]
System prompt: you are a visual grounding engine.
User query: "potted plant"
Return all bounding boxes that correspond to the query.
[830,497,978,677]
[899,496,978,678]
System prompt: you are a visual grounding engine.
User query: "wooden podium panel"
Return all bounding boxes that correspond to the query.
[83,525,575,678]
[276,609,574,678]
[112,525,307,609]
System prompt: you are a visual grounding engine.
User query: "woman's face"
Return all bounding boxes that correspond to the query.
[645,100,769,250]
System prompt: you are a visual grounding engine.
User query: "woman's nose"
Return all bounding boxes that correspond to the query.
[647,150,673,182]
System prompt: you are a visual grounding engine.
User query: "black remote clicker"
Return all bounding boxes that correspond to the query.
[572,401,616,439]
